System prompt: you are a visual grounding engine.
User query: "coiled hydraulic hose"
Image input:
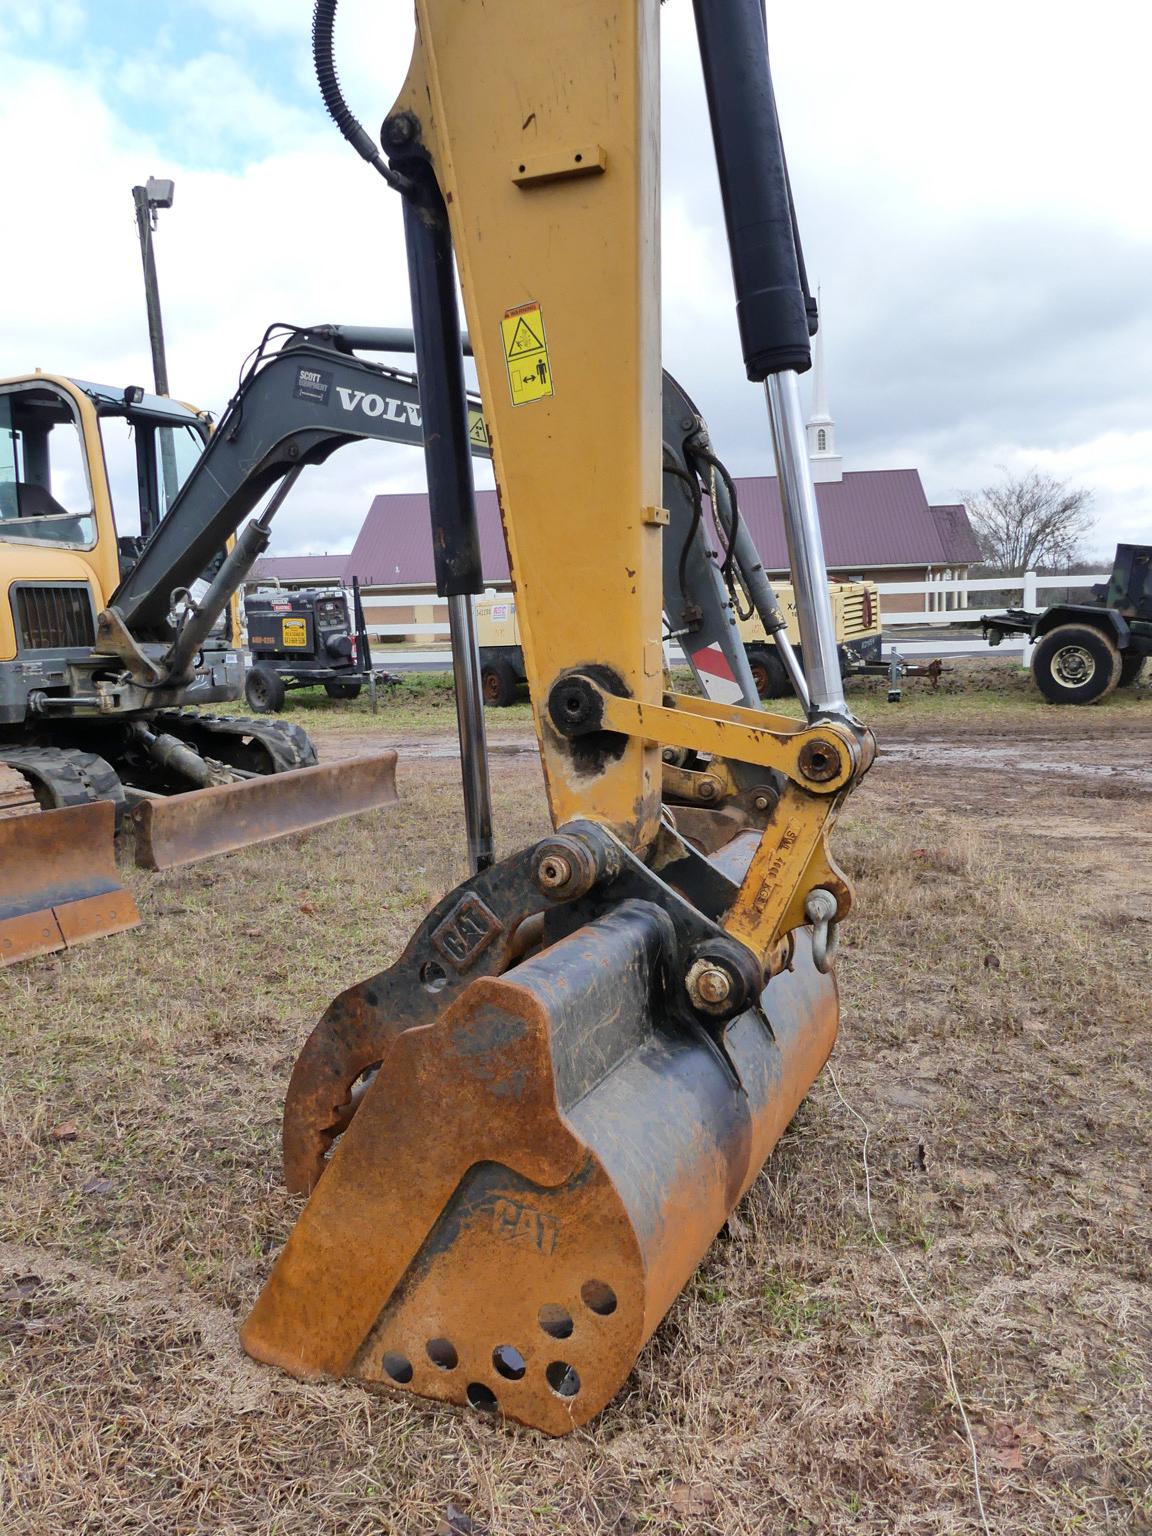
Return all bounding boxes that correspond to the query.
[311,0,412,193]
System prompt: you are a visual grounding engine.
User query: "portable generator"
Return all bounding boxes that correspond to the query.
[243,585,391,711]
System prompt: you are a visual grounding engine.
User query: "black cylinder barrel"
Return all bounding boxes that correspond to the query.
[692,0,812,380]
[399,169,484,597]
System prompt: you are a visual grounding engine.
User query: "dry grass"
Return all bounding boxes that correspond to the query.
[1,711,1150,1534]
[250,657,1151,739]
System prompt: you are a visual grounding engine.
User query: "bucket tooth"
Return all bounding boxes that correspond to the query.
[0,801,139,966]
[242,899,837,1434]
[132,752,399,870]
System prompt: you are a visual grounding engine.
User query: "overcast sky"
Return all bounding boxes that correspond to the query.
[1,0,1147,561]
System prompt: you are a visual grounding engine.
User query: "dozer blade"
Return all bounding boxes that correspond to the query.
[242,876,837,1435]
[132,752,399,871]
[0,801,139,965]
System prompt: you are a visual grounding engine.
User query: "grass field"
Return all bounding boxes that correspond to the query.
[1,671,1149,1534]
[237,657,1152,737]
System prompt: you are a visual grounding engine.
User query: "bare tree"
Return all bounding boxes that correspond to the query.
[965,469,1093,574]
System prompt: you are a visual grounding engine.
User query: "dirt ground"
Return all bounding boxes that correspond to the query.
[1,679,1149,1534]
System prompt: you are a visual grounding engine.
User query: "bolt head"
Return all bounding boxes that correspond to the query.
[696,966,731,1005]
[753,793,771,812]
[384,111,419,147]
[697,779,718,801]
[537,853,573,890]
[798,737,841,784]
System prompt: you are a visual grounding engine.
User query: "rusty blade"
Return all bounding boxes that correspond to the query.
[132,752,400,871]
[0,801,140,966]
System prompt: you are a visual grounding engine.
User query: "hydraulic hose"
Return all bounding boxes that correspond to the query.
[311,0,412,193]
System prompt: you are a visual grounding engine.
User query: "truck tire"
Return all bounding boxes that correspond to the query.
[245,663,287,714]
[745,645,788,700]
[1118,652,1146,688]
[1031,624,1122,705]
[323,681,363,700]
[481,659,520,707]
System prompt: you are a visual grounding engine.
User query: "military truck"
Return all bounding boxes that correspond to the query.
[982,543,1150,704]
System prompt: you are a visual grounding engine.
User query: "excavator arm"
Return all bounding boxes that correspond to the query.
[101,329,487,675]
[242,0,876,1435]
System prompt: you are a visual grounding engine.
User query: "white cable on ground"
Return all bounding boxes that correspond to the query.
[826,1063,993,1536]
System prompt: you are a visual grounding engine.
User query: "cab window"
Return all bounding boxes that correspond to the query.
[0,388,96,548]
[99,413,205,540]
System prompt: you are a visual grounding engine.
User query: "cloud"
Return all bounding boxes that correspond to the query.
[114,51,318,161]
[0,51,438,551]
[1,4,1149,563]
[656,2,1152,552]
[0,0,84,46]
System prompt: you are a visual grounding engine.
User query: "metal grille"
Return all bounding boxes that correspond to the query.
[14,585,95,650]
[838,590,869,637]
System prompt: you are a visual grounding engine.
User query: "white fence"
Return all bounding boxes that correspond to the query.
[361,571,1107,646]
[877,571,1107,626]
[873,572,1107,660]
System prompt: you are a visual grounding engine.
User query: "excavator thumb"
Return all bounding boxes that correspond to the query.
[132,753,400,871]
[0,798,140,965]
[241,824,838,1434]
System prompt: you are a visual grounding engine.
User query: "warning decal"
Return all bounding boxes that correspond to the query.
[501,301,554,406]
[467,407,490,450]
[281,618,308,648]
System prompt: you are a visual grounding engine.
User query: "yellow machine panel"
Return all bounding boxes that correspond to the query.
[738,578,882,649]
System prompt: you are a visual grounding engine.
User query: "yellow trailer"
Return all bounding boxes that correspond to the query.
[475,578,883,705]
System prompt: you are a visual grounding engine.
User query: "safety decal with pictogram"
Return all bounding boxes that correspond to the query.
[500,301,554,405]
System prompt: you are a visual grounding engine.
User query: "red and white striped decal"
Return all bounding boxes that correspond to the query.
[688,643,744,705]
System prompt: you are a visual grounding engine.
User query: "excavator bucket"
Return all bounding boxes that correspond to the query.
[241,827,838,1434]
[132,753,399,871]
[0,799,140,965]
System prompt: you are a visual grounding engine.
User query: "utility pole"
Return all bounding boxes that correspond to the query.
[131,176,178,521]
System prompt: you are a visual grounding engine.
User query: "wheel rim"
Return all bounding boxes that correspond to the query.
[1050,644,1095,688]
[750,663,768,695]
[249,674,271,705]
[482,672,501,702]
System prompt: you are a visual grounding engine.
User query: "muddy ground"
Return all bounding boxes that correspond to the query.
[1,689,1149,1534]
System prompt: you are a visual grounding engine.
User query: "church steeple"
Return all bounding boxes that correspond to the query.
[805,292,844,483]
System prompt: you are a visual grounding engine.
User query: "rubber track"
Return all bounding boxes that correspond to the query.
[150,710,320,773]
[0,716,320,821]
[0,746,127,824]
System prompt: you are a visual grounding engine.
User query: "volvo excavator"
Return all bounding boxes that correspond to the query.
[0,332,506,962]
[235,0,878,1436]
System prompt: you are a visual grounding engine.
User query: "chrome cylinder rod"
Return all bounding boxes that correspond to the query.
[447,592,494,873]
[764,371,847,716]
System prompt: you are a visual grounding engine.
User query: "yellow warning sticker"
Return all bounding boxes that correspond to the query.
[281,617,308,648]
[467,407,491,450]
[501,301,554,406]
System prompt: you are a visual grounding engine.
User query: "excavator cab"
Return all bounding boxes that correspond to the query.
[241,0,876,1435]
